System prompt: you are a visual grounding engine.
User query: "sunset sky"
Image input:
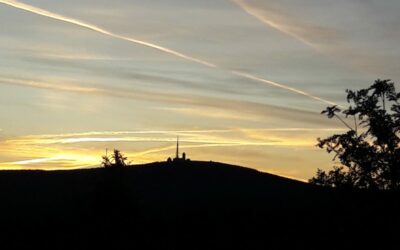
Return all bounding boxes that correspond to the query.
[1,0,399,180]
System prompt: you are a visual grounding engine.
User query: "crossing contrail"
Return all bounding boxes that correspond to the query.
[0,0,336,106]
[230,0,319,51]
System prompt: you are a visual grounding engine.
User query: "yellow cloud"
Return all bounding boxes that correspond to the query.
[0,128,341,172]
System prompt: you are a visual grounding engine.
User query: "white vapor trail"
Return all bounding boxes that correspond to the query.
[230,0,318,51]
[0,0,336,106]
[0,0,216,68]
[231,71,337,105]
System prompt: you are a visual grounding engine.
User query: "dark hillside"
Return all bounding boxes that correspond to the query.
[0,161,398,249]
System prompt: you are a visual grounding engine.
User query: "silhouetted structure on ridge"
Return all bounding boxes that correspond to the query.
[167,136,190,164]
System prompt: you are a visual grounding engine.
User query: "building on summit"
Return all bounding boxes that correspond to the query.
[167,136,190,163]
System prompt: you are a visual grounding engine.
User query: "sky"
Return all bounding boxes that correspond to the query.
[0,0,399,180]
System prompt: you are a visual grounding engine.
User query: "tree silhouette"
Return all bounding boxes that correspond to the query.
[101,149,128,168]
[309,79,400,190]
[101,155,112,168]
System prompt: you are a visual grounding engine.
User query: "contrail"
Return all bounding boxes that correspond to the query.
[231,70,337,105]
[0,0,216,68]
[0,0,336,106]
[230,0,319,50]
[232,0,391,79]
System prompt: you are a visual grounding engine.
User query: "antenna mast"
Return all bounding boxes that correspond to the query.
[176,136,179,159]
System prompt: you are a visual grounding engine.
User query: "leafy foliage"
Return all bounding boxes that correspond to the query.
[101,149,128,168]
[309,79,400,190]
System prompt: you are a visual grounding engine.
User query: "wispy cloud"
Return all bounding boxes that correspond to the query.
[157,107,260,121]
[1,157,98,170]
[0,74,337,126]
[0,76,98,93]
[0,0,337,106]
[0,127,344,153]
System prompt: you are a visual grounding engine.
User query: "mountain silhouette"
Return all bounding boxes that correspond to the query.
[0,160,398,249]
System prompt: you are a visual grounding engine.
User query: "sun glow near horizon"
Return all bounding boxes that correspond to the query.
[0,128,342,179]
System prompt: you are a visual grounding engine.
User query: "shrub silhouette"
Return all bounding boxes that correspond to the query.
[309,79,400,190]
[101,149,128,168]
